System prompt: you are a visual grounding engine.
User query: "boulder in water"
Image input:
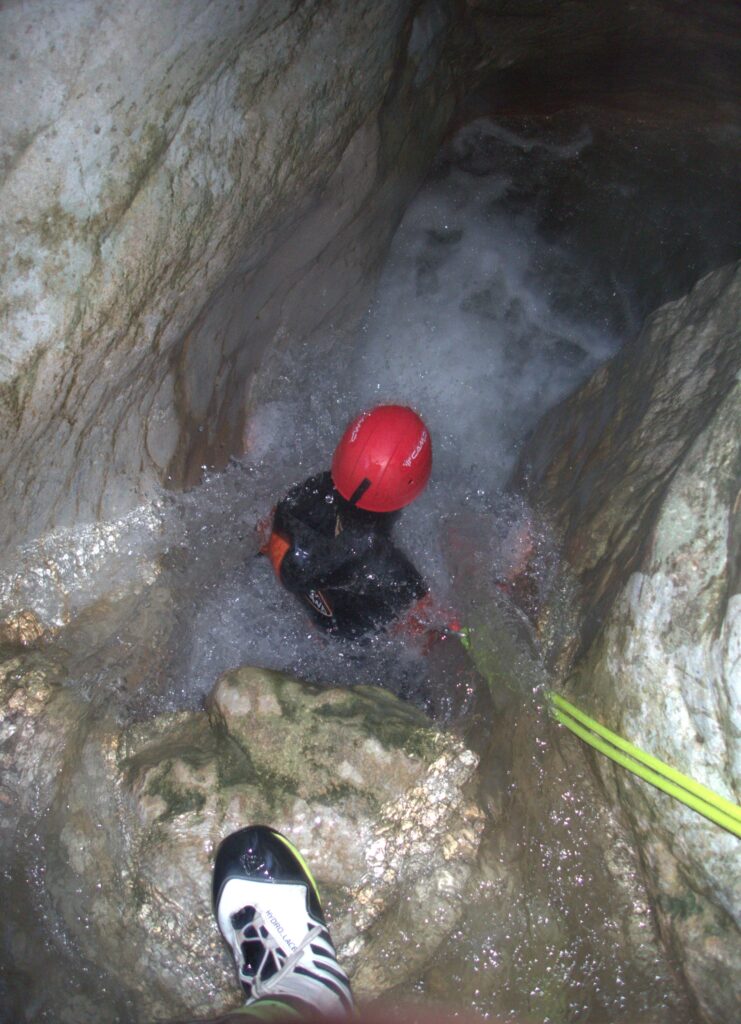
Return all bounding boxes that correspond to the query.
[37,666,483,1021]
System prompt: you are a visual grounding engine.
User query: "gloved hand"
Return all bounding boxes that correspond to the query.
[391,593,465,653]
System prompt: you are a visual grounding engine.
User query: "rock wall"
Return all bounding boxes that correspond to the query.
[0,0,460,550]
[464,0,741,124]
[518,262,741,659]
[517,262,741,1023]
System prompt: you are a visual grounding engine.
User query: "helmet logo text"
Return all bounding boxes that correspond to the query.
[349,412,370,443]
[402,430,428,468]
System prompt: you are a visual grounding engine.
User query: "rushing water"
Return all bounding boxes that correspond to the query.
[3,106,738,1022]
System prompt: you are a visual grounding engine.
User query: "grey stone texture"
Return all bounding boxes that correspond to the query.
[3,4,740,1020]
[518,262,741,658]
[519,262,741,1023]
[0,0,459,549]
[1,659,482,1021]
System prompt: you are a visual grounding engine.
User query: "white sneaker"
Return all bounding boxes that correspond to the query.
[213,826,354,1018]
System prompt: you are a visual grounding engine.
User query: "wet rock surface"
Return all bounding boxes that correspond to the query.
[0,0,460,549]
[518,261,741,657]
[417,702,695,1022]
[2,5,740,1021]
[0,652,82,829]
[2,636,694,1023]
[519,261,741,1022]
[430,531,695,1022]
[1,662,483,1021]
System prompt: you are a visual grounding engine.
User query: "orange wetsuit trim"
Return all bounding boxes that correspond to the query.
[263,530,291,578]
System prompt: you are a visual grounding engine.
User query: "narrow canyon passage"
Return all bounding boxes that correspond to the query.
[1,4,740,1023]
[3,100,738,1023]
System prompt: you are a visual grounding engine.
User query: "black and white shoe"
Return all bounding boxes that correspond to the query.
[213,825,354,1017]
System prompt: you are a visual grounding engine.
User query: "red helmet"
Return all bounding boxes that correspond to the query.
[331,405,432,512]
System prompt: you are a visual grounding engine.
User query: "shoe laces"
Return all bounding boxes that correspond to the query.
[232,904,323,1000]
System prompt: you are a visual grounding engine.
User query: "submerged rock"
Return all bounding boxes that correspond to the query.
[34,666,482,1021]
[0,642,694,1024]
[518,261,741,1023]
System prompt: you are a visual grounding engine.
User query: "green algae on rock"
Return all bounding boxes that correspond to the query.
[15,665,483,1022]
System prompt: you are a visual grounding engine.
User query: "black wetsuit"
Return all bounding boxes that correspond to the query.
[270,472,426,638]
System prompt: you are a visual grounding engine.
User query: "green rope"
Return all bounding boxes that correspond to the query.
[547,691,741,839]
[457,624,472,650]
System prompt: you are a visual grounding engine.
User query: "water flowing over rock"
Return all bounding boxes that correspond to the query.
[3,3,741,1021]
[0,0,460,550]
[517,261,741,1023]
[1,661,482,1021]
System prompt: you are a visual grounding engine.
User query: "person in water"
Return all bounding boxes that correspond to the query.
[261,404,453,642]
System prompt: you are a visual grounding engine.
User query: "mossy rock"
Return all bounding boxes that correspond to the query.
[44,664,482,1021]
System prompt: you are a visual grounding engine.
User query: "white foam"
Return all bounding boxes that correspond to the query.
[163,117,619,708]
[2,117,620,712]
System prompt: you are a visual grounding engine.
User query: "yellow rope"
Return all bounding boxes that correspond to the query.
[547,691,741,839]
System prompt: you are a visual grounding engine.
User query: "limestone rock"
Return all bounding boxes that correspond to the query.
[0,651,85,823]
[0,0,459,548]
[43,666,482,1021]
[0,609,47,648]
[415,700,694,1022]
[564,378,740,1024]
[338,743,483,994]
[0,650,111,1021]
[517,261,741,656]
[518,262,741,1023]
